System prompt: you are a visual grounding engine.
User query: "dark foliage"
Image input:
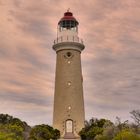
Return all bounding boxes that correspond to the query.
[29,124,60,140]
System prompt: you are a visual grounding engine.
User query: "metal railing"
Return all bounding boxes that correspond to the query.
[54,36,83,44]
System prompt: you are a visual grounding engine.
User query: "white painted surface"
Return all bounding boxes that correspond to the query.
[66,120,73,133]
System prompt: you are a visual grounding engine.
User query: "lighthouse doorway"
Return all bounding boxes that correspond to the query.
[66,120,73,133]
[64,119,75,139]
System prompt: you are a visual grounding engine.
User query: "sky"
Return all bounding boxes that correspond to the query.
[0,0,140,126]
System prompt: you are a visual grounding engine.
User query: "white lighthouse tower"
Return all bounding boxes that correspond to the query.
[53,10,85,139]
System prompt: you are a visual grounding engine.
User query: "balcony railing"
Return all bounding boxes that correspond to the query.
[54,36,83,44]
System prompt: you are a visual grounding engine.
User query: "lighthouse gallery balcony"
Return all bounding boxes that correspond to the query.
[54,36,84,45]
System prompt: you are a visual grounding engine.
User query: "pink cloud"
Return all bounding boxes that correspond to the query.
[0,0,140,125]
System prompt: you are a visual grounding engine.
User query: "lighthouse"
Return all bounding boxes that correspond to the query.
[53,10,85,139]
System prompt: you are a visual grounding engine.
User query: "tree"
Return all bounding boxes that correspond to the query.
[115,116,129,132]
[113,130,140,140]
[53,129,61,140]
[130,110,140,126]
[79,118,110,140]
[95,120,117,140]
[95,135,109,140]
[0,114,60,140]
[0,124,24,140]
[0,114,13,124]
[0,114,30,140]
[129,110,140,134]
[29,124,60,140]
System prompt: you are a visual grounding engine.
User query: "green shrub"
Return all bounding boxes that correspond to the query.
[113,130,140,140]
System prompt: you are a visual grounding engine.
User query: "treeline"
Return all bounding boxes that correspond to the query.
[79,110,140,140]
[0,110,140,140]
[0,114,60,140]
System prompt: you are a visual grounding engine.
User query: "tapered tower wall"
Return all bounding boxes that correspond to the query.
[53,44,85,136]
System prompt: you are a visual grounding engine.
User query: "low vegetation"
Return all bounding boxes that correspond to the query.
[0,114,60,140]
[79,110,140,140]
[0,110,139,140]
[0,114,30,140]
[29,124,60,140]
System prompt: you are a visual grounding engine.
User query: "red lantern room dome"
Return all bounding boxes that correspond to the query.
[58,11,79,27]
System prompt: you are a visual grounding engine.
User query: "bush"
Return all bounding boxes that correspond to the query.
[79,118,110,140]
[29,124,60,140]
[113,130,140,140]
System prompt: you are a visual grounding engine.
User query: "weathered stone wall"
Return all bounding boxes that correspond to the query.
[53,44,85,137]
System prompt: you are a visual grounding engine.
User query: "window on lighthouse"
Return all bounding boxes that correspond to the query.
[59,20,78,32]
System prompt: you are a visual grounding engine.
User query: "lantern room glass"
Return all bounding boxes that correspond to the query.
[59,20,78,32]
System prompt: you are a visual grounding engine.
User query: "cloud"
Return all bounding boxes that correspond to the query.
[0,0,140,125]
